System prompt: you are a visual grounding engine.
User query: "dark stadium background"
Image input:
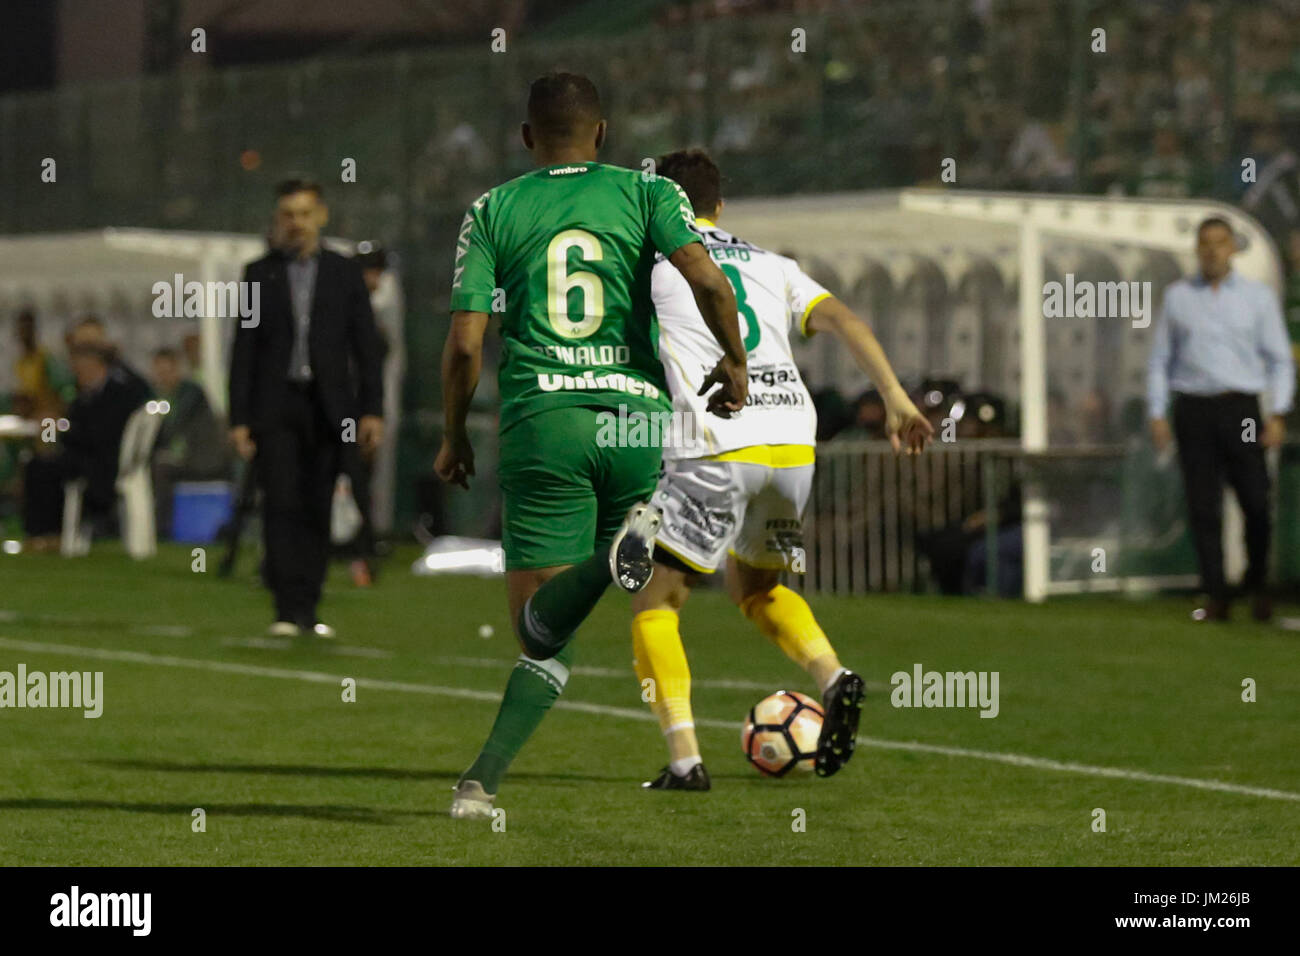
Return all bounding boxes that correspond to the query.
[3,0,1299,586]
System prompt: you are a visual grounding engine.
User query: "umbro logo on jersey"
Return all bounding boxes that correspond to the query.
[548,166,590,175]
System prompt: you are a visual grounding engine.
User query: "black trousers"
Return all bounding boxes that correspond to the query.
[256,383,341,624]
[24,455,76,537]
[1172,392,1272,600]
[24,453,114,537]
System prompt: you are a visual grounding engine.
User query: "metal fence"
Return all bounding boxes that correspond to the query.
[798,439,1016,594]
[794,439,1217,596]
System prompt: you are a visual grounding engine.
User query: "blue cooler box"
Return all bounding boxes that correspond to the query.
[171,481,234,543]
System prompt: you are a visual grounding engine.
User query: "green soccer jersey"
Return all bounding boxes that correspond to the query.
[449,161,701,431]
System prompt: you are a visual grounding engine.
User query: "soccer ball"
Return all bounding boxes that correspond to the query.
[741,690,824,777]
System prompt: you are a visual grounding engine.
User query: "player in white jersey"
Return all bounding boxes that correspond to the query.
[633,149,933,790]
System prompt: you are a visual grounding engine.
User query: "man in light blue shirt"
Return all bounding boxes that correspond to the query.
[1147,216,1295,621]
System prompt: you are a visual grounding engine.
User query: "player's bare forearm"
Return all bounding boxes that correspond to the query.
[807,297,905,402]
[669,242,745,363]
[808,296,932,452]
[441,310,488,440]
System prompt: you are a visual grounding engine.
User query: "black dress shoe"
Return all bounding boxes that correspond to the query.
[295,617,337,638]
[1251,593,1273,622]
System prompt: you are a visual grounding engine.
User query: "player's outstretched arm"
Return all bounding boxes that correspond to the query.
[806,296,933,454]
[435,310,488,489]
[668,242,748,416]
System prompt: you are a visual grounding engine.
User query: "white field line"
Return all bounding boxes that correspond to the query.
[2,637,1298,803]
[433,655,890,693]
[221,636,393,658]
[0,609,388,657]
[0,610,195,640]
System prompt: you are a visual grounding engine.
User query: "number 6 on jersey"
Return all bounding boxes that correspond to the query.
[547,228,605,338]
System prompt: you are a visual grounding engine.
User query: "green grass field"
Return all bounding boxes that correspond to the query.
[2,543,1298,866]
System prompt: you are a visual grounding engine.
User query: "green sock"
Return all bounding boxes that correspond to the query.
[517,552,610,659]
[463,642,575,795]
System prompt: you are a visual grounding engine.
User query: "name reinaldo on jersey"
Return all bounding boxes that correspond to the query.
[652,222,830,459]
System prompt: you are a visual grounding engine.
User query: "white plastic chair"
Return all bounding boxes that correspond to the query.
[60,478,91,557]
[61,404,164,558]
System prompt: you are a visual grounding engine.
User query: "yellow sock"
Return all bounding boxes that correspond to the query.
[632,609,696,743]
[740,584,835,671]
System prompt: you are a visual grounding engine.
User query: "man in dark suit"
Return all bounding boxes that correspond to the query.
[228,179,385,638]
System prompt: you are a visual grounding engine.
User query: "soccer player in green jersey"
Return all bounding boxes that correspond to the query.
[436,73,748,818]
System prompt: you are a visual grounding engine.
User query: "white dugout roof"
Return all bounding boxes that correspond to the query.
[0,228,358,414]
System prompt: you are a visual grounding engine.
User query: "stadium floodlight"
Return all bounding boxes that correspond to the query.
[412,536,506,577]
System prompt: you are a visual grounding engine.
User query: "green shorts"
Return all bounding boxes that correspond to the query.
[498,405,661,571]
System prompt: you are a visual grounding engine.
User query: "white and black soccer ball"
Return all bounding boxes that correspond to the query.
[741,690,824,777]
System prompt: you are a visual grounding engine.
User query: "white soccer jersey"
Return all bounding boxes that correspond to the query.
[651,219,831,460]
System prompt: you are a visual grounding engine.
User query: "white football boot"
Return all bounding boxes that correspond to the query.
[609,503,661,593]
[449,780,496,820]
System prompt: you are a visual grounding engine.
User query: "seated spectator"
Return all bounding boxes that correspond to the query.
[811,387,889,441]
[67,316,152,406]
[23,343,149,549]
[961,483,1025,598]
[851,389,888,439]
[918,377,962,435]
[1006,103,1075,192]
[150,347,229,538]
[918,396,1024,596]
[12,309,73,419]
[811,388,853,440]
[1132,125,1195,199]
[954,391,1008,439]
